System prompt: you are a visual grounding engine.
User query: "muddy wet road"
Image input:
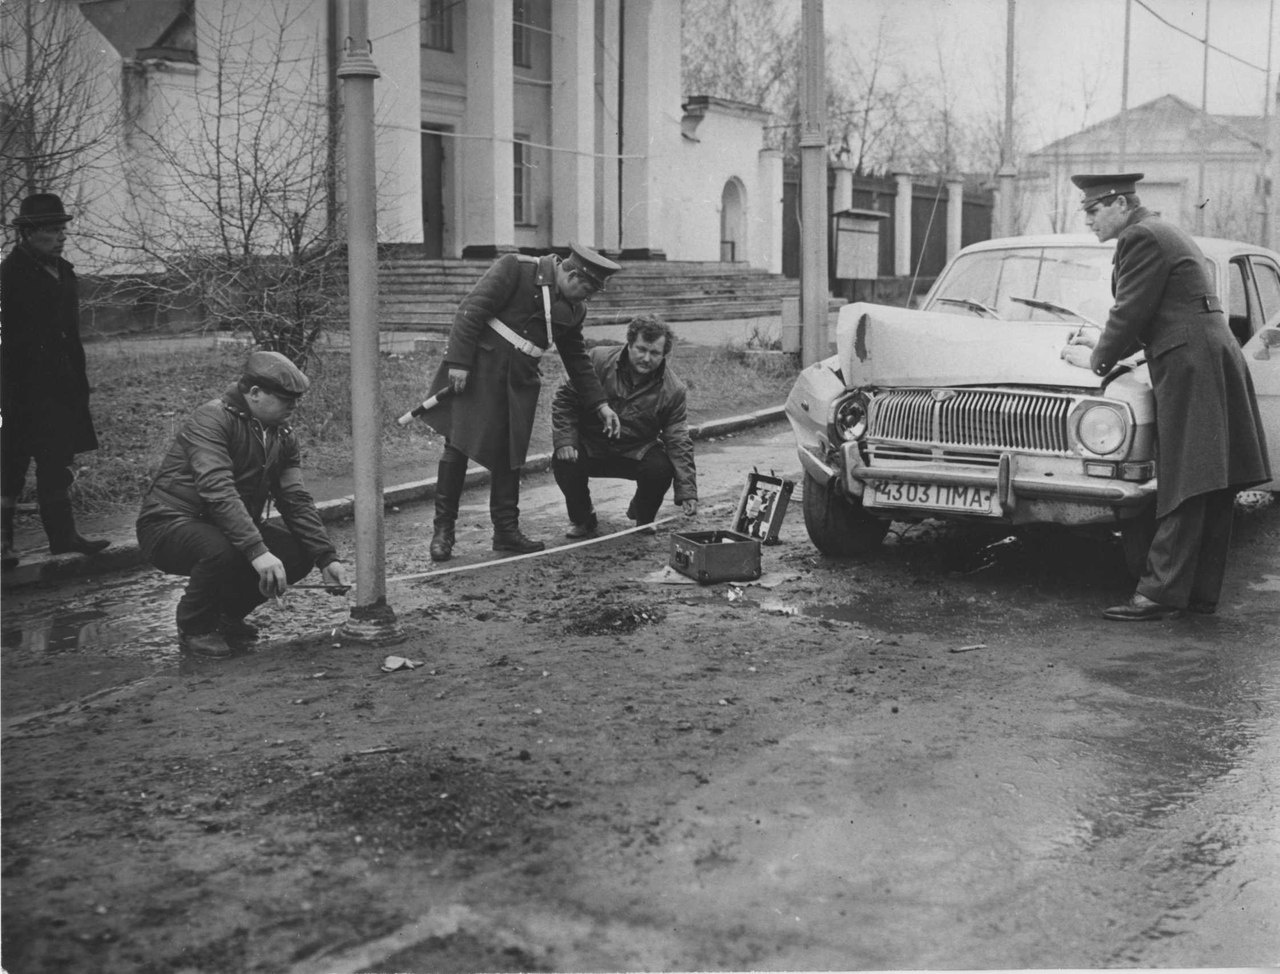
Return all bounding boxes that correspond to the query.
[3,422,1279,972]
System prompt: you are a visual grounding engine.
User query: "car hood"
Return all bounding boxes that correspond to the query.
[834,303,1105,390]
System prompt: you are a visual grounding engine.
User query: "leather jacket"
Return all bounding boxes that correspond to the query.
[137,384,337,565]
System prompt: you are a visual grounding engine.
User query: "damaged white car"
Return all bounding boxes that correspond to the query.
[786,234,1280,556]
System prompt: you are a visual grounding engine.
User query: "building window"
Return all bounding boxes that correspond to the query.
[513,0,533,68]
[421,0,453,51]
[514,135,533,224]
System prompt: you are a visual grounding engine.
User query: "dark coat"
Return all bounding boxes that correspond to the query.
[423,253,607,471]
[136,385,337,567]
[0,243,99,457]
[1090,208,1271,515]
[550,345,698,504]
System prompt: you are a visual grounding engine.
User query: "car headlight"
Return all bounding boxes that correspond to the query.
[834,394,867,442]
[1075,403,1128,455]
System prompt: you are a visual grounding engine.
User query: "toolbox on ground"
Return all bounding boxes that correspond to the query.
[669,471,794,584]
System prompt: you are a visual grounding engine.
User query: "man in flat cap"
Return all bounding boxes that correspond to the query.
[551,314,698,538]
[136,350,350,658]
[418,242,622,561]
[2,192,110,569]
[1062,173,1270,620]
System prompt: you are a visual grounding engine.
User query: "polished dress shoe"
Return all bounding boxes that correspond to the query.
[179,630,234,659]
[565,513,598,539]
[48,534,111,556]
[429,525,455,562]
[492,529,545,554]
[1102,593,1182,621]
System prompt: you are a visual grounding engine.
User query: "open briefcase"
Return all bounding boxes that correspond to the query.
[669,470,794,584]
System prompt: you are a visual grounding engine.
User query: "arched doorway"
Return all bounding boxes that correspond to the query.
[720,178,745,262]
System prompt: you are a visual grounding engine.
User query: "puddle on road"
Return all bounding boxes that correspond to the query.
[2,567,352,666]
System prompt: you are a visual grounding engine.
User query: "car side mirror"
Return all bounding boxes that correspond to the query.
[1254,327,1280,360]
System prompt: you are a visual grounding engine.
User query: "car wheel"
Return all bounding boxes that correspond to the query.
[801,471,890,556]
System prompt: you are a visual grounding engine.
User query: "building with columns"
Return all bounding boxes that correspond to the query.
[32,0,782,274]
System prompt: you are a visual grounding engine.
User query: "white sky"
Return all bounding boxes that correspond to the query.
[822,0,1277,151]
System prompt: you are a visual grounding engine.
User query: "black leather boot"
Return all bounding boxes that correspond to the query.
[40,496,110,556]
[430,452,467,562]
[490,467,544,553]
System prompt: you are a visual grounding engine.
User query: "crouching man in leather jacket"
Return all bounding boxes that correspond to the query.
[136,351,350,659]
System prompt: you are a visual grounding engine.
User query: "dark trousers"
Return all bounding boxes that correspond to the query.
[137,518,316,635]
[1136,488,1236,609]
[2,446,75,505]
[434,442,523,532]
[552,448,675,524]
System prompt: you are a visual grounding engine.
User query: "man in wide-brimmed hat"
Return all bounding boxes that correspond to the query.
[1,192,110,569]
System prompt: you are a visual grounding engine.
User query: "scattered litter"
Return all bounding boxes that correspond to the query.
[380,655,426,672]
[759,601,798,615]
[635,566,698,585]
[353,745,403,755]
[949,643,987,654]
[727,586,744,602]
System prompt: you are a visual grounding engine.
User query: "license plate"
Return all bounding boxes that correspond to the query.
[867,480,998,515]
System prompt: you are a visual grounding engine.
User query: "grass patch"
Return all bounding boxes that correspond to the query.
[64,338,798,517]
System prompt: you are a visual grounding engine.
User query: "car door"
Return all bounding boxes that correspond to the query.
[1241,255,1280,491]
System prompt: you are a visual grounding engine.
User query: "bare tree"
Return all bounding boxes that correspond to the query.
[0,0,119,225]
[107,2,340,366]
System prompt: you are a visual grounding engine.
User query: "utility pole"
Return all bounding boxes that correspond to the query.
[1262,0,1276,248]
[799,0,828,365]
[1120,0,1131,169]
[339,0,402,645]
[1197,0,1212,235]
[997,0,1017,237]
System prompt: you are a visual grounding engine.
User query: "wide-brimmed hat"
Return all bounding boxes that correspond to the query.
[11,193,73,228]
[1070,173,1144,210]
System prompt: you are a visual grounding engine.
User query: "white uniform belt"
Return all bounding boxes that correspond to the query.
[487,318,544,358]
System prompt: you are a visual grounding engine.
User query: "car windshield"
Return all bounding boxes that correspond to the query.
[924,246,1116,325]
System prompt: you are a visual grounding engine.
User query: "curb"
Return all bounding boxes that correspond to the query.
[1,406,786,589]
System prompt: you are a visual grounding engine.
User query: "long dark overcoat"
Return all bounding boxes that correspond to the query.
[423,253,606,471]
[0,244,99,458]
[1090,208,1270,516]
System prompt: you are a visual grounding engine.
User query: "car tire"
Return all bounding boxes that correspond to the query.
[801,471,890,556]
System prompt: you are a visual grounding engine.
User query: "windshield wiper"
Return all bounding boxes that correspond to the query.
[1010,296,1098,326]
[936,296,999,317]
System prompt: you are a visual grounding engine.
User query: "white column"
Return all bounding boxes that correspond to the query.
[945,176,964,262]
[620,0,680,258]
[461,1,514,255]
[551,0,596,248]
[833,163,854,213]
[894,171,913,277]
[597,2,622,250]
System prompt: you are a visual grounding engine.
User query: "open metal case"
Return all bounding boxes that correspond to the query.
[669,471,794,584]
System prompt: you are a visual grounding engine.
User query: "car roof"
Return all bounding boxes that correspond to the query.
[955,233,1280,264]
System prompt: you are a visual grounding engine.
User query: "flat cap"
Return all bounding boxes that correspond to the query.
[566,242,622,289]
[242,350,310,397]
[1071,172,1144,209]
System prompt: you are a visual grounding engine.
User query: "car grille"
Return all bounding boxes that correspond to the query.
[866,388,1074,457]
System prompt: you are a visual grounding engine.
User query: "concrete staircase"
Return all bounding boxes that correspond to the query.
[376,256,805,332]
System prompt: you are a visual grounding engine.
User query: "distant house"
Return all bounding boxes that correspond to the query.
[1020,95,1272,244]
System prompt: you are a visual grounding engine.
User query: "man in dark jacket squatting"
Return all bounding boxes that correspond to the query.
[1061,172,1271,620]
[1,193,110,568]
[550,314,698,538]
[136,351,350,658]
[421,243,622,561]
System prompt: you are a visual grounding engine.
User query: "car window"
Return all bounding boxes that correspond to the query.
[1226,259,1253,344]
[1250,257,1280,325]
[925,247,1114,324]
